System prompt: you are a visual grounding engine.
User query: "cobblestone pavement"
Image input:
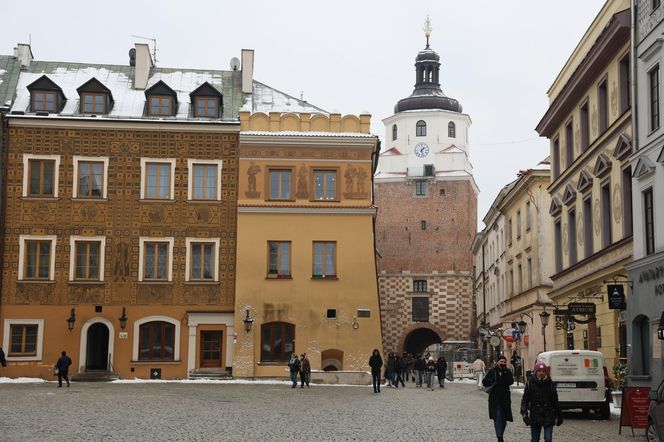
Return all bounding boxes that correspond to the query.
[0,380,646,441]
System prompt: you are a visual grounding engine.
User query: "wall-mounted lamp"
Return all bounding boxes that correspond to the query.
[352,317,359,330]
[67,308,76,332]
[243,308,254,333]
[118,307,128,330]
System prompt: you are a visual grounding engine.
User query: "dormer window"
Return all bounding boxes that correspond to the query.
[77,78,113,115]
[27,75,65,113]
[33,91,57,112]
[190,82,222,119]
[145,80,178,117]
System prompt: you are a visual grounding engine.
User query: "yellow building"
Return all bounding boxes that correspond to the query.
[536,0,632,372]
[233,111,383,380]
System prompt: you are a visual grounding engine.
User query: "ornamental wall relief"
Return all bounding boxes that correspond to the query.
[594,200,601,235]
[112,242,130,282]
[295,165,309,199]
[245,162,261,199]
[591,105,598,137]
[68,285,104,304]
[578,216,585,245]
[613,184,622,224]
[343,166,369,199]
[15,283,55,305]
[26,201,54,223]
[611,81,619,117]
[562,224,569,255]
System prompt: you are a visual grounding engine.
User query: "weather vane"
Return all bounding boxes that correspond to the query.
[423,15,433,48]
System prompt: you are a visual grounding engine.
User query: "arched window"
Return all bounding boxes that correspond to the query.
[392,124,398,141]
[632,315,650,375]
[138,321,175,361]
[448,121,456,138]
[261,322,295,363]
[416,120,427,137]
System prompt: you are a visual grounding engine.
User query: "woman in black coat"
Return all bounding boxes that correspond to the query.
[435,356,447,388]
[368,349,383,393]
[482,355,514,442]
[521,361,562,442]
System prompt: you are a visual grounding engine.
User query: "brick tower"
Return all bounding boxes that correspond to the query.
[375,18,478,355]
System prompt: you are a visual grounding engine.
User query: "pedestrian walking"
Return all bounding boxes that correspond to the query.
[482,355,514,442]
[55,350,72,388]
[299,353,311,388]
[288,353,301,388]
[521,361,562,442]
[396,354,406,387]
[426,357,436,390]
[407,354,415,382]
[511,350,523,386]
[368,349,383,393]
[435,356,448,388]
[473,356,486,390]
[385,352,395,387]
[413,354,426,387]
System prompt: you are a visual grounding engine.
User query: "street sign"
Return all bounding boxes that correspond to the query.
[608,284,626,310]
[568,302,596,316]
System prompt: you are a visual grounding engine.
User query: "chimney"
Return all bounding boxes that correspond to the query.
[241,49,254,94]
[134,43,153,90]
[14,43,34,69]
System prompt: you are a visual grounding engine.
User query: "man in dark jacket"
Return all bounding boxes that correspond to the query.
[521,361,562,442]
[299,353,311,388]
[55,350,72,387]
[368,349,383,393]
[413,354,426,387]
[288,353,300,389]
[483,355,514,442]
[435,356,448,388]
[395,354,406,387]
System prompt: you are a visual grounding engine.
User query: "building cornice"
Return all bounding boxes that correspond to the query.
[240,133,378,148]
[237,206,376,215]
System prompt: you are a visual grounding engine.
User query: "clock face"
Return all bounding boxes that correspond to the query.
[414,143,429,158]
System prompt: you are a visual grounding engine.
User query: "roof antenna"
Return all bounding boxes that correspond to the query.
[300,91,304,101]
[423,15,432,49]
[131,35,158,65]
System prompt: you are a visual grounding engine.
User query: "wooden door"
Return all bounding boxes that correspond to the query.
[200,331,223,368]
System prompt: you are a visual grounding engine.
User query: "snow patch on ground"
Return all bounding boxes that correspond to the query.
[0,377,48,384]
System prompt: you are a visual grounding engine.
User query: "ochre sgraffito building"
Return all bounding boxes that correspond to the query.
[233,111,383,380]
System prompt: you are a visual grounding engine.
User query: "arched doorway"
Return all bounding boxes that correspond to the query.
[403,327,442,356]
[86,323,109,370]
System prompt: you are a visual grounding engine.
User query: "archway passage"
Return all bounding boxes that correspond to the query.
[86,323,109,370]
[403,327,442,356]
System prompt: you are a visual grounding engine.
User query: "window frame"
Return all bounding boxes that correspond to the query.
[392,124,397,141]
[267,241,292,279]
[132,316,180,362]
[2,319,44,361]
[69,235,106,282]
[644,187,655,255]
[650,64,660,133]
[580,100,590,153]
[31,90,57,112]
[568,208,577,266]
[72,156,109,199]
[184,238,220,282]
[413,279,427,292]
[619,52,630,114]
[81,92,108,114]
[311,168,339,201]
[260,322,295,363]
[565,118,574,168]
[18,235,57,281]
[187,159,223,201]
[414,180,427,196]
[448,121,456,138]
[416,120,427,137]
[525,201,532,231]
[411,296,429,322]
[140,158,176,200]
[600,179,612,249]
[554,218,563,273]
[312,241,337,279]
[138,237,175,282]
[148,95,174,116]
[22,154,60,198]
[598,77,608,134]
[267,167,295,201]
[137,321,176,361]
[193,96,220,118]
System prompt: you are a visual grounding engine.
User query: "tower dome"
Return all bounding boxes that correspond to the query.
[395,18,462,114]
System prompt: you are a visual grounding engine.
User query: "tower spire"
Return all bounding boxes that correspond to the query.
[423,15,432,49]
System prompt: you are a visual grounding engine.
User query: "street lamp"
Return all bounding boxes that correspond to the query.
[118,307,128,330]
[517,320,527,335]
[243,308,254,333]
[540,310,551,352]
[66,308,76,332]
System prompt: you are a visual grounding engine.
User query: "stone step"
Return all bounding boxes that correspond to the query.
[71,371,120,382]
[188,371,233,380]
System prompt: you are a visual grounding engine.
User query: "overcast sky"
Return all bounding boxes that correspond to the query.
[3,0,606,229]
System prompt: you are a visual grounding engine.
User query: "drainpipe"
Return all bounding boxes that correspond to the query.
[631,0,638,155]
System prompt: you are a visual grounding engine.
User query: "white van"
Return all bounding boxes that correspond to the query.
[536,350,611,419]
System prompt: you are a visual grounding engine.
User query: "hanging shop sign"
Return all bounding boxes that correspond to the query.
[607,284,627,310]
[568,302,596,316]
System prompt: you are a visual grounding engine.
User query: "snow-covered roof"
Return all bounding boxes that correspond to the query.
[242,80,327,115]
[241,130,373,138]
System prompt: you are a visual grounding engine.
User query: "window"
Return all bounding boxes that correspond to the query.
[415,180,427,196]
[261,322,294,362]
[650,65,660,132]
[413,280,427,292]
[598,79,608,134]
[138,321,175,361]
[601,181,612,248]
[527,258,533,289]
[565,119,574,168]
[580,102,589,152]
[326,309,336,319]
[392,124,397,141]
[517,264,523,293]
[81,93,107,114]
[510,269,514,295]
[619,54,630,114]
[552,138,560,179]
[597,326,602,348]
[632,315,651,375]
[448,121,456,138]
[313,169,337,200]
[74,158,107,199]
[644,188,655,255]
[554,219,562,273]
[141,158,175,200]
[139,237,174,282]
[423,164,434,177]
[187,240,218,281]
[583,197,593,259]
[268,168,292,200]
[568,208,577,266]
[8,324,37,356]
[421,220,426,230]
[149,95,173,116]
[516,210,521,239]
[508,218,513,245]
[622,166,633,237]
[22,155,60,198]
[71,238,104,281]
[187,160,222,201]
[32,91,57,112]
[194,97,218,118]
[313,241,336,278]
[268,241,291,278]
[412,297,429,322]
[20,236,55,281]
[526,201,532,230]
[416,120,426,137]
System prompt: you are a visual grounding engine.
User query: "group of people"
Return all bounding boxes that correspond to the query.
[287,352,311,388]
[368,349,448,393]
[482,355,563,442]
